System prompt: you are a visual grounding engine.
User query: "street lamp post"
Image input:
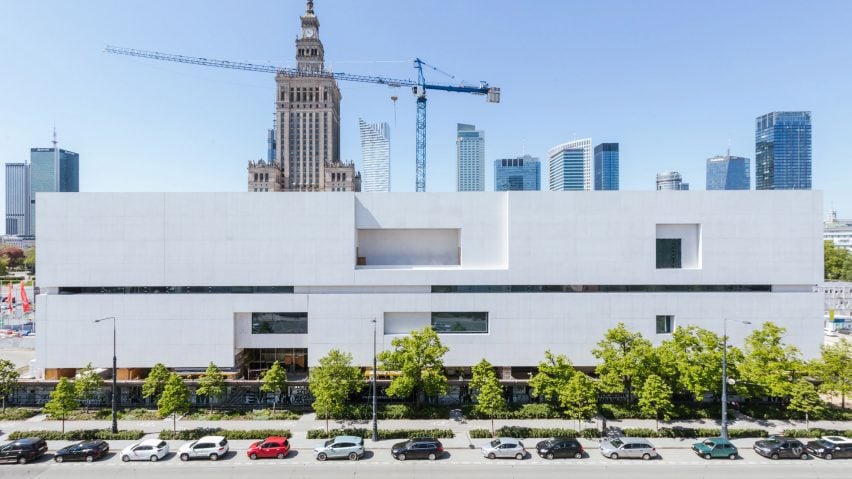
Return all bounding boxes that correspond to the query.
[371,318,378,442]
[721,318,750,440]
[94,316,118,434]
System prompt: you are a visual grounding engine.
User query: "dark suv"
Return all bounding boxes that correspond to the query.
[753,436,808,460]
[806,436,852,460]
[536,437,584,459]
[0,437,48,464]
[391,438,443,461]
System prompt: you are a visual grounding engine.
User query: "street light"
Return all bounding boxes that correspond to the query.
[94,316,118,434]
[721,318,751,440]
[371,318,378,442]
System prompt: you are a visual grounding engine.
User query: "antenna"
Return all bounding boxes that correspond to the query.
[52,125,60,191]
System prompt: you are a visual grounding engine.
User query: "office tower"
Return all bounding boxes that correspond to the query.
[456,124,485,191]
[30,142,79,236]
[494,155,540,191]
[755,111,812,190]
[267,128,276,162]
[359,119,391,192]
[706,152,750,190]
[656,171,688,190]
[594,143,619,190]
[5,163,30,236]
[548,138,592,191]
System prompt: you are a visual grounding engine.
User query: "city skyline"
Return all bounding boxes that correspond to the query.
[2,0,851,219]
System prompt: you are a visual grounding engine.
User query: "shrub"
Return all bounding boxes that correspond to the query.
[470,426,581,439]
[623,427,657,438]
[0,408,40,421]
[159,428,291,440]
[8,429,144,440]
[782,428,852,438]
[306,428,454,440]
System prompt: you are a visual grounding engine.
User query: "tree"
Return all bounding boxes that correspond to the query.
[559,373,598,432]
[824,241,852,281]
[637,374,674,430]
[309,350,365,433]
[260,360,288,413]
[74,363,104,413]
[528,350,576,403]
[0,359,20,413]
[811,339,852,408]
[23,248,35,274]
[739,322,804,398]
[470,359,506,436]
[655,326,741,400]
[43,377,78,434]
[787,380,825,430]
[158,373,191,433]
[196,362,227,412]
[0,257,8,276]
[378,326,449,407]
[0,246,24,268]
[592,323,655,398]
[142,363,170,404]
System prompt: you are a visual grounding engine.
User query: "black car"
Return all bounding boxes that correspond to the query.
[536,437,584,459]
[753,437,808,460]
[0,437,48,464]
[806,436,852,460]
[390,438,443,461]
[54,440,110,463]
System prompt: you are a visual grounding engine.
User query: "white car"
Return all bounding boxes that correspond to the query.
[178,436,229,461]
[121,439,169,462]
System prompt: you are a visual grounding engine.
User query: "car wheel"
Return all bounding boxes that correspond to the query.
[249,453,258,460]
[150,455,158,462]
[574,451,583,459]
[487,452,496,460]
[704,453,712,460]
[428,452,437,461]
[277,452,286,459]
[547,452,554,460]
[771,453,779,460]
[800,453,808,460]
[642,453,651,460]
[348,452,358,461]
[209,453,218,461]
[515,452,524,460]
[54,455,63,463]
[825,453,833,460]
[180,453,189,462]
[728,453,736,460]
[85,455,94,463]
[610,453,619,460]
[121,455,130,462]
[317,452,327,461]
[397,453,406,461]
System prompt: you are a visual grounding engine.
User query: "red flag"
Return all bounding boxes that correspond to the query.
[20,281,30,313]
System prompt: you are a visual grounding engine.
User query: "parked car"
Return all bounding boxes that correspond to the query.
[753,436,808,460]
[54,440,109,462]
[120,439,169,462]
[313,435,365,461]
[246,436,290,460]
[481,437,526,460]
[692,437,738,459]
[178,436,229,461]
[391,438,443,461]
[806,436,852,460]
[600,437,658,460]
[536,437,584,459]
[0,437,48,464]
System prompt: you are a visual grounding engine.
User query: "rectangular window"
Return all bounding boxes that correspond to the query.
[656,238,682,269]
[431,312,488,333]
[252,312,308,334]
[656,315,673,334]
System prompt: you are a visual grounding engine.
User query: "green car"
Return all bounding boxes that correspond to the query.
[692,438,738,460]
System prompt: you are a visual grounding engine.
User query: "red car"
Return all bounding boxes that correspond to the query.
[247,436,290,460]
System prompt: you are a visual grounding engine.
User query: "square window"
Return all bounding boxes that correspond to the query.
[656,315,673,334]
[656,238,682,269]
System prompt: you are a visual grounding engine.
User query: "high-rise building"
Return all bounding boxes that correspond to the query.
[706,152,750,190]
[494,155,540,191]
[456,124,485,191]
[267,128,276,163]
[594,143,619,190]
[548,139,592,191]
[359,119,390,192]
[249,1,358,192]
[656,171,688,190]
[30,145,79,236]
[5,163,31,236]
[755,111,812,190]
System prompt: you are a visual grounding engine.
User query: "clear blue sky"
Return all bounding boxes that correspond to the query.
[2,0,851,221]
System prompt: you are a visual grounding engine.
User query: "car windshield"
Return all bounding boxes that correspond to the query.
[490,439,501,447]
[610,439,623,448]
[324,439,334,447]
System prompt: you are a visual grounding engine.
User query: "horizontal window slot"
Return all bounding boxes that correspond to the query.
[431,285,772,293]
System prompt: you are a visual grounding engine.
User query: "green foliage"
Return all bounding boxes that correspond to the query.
[0,408,39,420]
[43,378,79,434]
[159,428,292,440]
[0,257,7,276]
[528,350,576,403]
[74,363,104,413]
[0,246,24,268]
[655,326,731,399]
[378,326,449,406]
[23,248,35,273]
[0,358,20,413]
[637,374,674,430]
[470,359,506,436]
[469,426,593,439]
[560,373,598,430]
[739,322,804,398]
[196,362,227,411]
[309,350,365,432]
[781,428,852,438]
[142,363,170,402]
[306,428,454,440]
[787,380,825,428]
[158,373,191,432]
[592,323,655,397]
[260,360,288,412]
[811,338,852,408]
[824,241,852,281]
[624,427,767,438]
[183,409,300,420]
[7,429,144,440]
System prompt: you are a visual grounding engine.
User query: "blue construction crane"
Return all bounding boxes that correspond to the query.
[105,46,501,192]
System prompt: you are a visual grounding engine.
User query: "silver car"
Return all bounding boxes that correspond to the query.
[481,437,527,460]
[600,437,658,460]
[313,435,365,461]
[178,436,229,461]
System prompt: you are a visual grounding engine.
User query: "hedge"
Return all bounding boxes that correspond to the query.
[469,427,599,439]
[306,428,454,440]
[467,426,769,439]
[781,429,852,438]
[0,408,40,421]
[159,428,291,440]
[7,429,144,440]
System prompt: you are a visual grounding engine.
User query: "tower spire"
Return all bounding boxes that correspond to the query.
[306,0,314,15]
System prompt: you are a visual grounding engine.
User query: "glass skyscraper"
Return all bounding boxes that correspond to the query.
[755,111,812,190]
[359,119,391,192]
[548,139,592,191]
[594,143,619,190]
[456,123,485,191]
[494,155,540,191]
[706,153,750,190]
[656,171,688,190]
[30,147,79,235]
[5,163,31,236]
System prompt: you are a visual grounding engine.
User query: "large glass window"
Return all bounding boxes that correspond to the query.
[656,238,682,269]
[252,312,308,334]
[656,315,674,334]
[431,312,488,333]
